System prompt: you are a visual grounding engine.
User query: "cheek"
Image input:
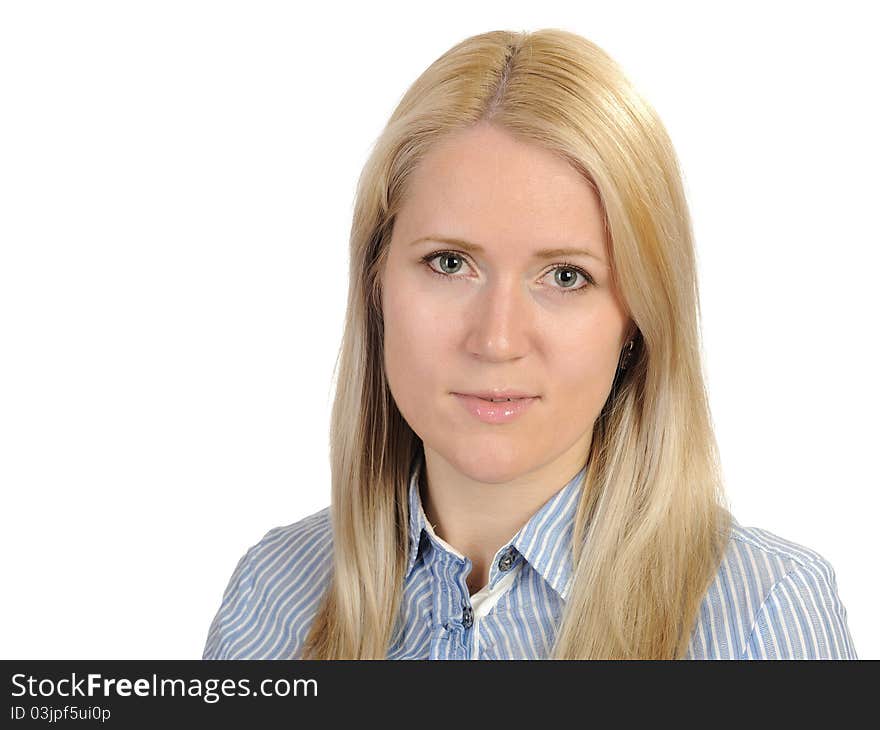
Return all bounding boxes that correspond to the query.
[381,277,455,415]
[544,317,620,415]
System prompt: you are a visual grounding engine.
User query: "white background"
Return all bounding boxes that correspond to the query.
[1,1,877,659]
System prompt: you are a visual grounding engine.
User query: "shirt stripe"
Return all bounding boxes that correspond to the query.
[203,461,857,660]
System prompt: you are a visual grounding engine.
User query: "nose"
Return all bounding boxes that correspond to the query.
[464,274,532,362]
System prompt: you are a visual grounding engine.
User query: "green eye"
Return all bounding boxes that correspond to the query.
[420,251,595,295]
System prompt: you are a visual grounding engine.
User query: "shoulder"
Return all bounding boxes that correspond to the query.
[202,506,334,660]
[686,518,857,659]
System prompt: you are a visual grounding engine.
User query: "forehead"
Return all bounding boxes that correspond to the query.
[397,124,606,256]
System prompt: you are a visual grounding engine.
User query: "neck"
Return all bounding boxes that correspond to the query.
[418,440,589,592]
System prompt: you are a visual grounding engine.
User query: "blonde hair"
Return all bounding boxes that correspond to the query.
[302,28,732,659]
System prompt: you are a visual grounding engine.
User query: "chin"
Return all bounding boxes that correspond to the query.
[445,446,533,485]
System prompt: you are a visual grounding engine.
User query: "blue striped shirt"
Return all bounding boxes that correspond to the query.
[203,462,857,660]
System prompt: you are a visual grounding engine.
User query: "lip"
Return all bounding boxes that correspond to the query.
[455,388,538,400]
[452,392,539,425]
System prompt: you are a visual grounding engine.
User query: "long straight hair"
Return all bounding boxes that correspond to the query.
[302,28,732,659]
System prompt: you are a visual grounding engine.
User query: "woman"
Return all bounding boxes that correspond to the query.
[202,28,857,660]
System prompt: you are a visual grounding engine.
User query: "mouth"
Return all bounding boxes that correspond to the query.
[452,391,539,401]
[452,392,539,424]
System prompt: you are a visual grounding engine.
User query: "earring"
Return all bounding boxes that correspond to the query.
[619,339,635,370]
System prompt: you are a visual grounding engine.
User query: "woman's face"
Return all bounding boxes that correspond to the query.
[380,123,632,485]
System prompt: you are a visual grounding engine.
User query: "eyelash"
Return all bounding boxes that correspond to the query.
[419,250,596,295]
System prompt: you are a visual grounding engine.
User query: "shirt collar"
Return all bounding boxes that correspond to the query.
[405,457,587,601]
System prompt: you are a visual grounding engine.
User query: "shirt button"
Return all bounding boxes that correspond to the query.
[461,605,473,629]
[498,548,515,572]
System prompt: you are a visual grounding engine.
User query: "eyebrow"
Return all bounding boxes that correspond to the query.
[408,235,608,267]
